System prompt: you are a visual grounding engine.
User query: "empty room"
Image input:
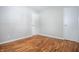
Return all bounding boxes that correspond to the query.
[0,6,79,52]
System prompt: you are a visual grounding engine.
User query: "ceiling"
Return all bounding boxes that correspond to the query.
[27,6,79,13]
[27,6,50,12]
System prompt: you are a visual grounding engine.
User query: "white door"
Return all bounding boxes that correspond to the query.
[32,12,39,35]
[64,8,79,41]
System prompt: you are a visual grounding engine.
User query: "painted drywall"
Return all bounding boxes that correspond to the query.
[64,7,79,41]
[0,6,79,43]
[39,7,63,37]
[78,8,79,39]
[0,6,34,43]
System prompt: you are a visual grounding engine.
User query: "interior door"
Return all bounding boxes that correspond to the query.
[32,12,39,35]
[64,7,79,41]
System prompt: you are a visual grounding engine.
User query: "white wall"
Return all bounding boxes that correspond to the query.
[0,6,78,43]
[78,8,79,40]
[39,7,63,37]
[0,6,34,43]
[64,7,79,41]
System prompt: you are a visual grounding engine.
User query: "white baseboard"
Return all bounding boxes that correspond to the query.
[63,38,79,42]
[39,33,79,42]
[0,35,33,44]
[1,34,64,44]
[0,34,78,44]
[38,33,79,42]
[38,33,64,40]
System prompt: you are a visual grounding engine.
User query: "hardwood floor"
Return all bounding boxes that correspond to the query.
[0,35,79,52]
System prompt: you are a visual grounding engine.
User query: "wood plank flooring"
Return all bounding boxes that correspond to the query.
[0,35,79,52]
